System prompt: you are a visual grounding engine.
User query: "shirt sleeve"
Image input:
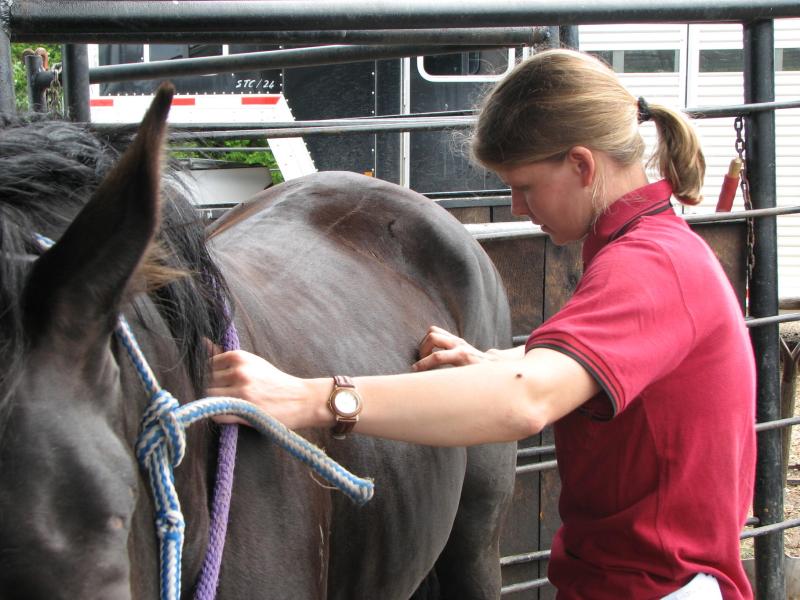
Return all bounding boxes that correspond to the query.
[526,237,697,418]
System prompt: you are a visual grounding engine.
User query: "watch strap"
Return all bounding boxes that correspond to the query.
[333,375,356,390]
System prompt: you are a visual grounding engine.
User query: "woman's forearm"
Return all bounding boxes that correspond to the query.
[306,348,597,446]
[210,346,598,446]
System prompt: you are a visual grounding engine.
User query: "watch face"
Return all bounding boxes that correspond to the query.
[333,390,360,416]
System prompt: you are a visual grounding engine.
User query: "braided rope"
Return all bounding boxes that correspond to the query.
[33,233,374,600]
[193,424,238,600]
[194,294,241,600]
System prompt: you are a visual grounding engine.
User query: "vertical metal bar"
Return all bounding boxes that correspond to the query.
[558,26,580,50]
[24,52,45,111]
[62,44,91,121]
[545,26,560,49]
[0,1,14,114]
[744,19,784,600]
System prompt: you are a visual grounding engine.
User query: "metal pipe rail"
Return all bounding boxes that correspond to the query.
[146,98,800,141]
[470,204,800,244]
[166,117,478,141]
[501,577,549,594]
[157,98,799,131]
[501,571,550,596]
[12,26,549,46]
[516,460,558,475]
[86,43,521,84]
[686,99,800,118]
[6,1,800,36]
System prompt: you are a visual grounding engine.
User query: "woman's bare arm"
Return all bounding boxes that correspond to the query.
[208,345,598,447]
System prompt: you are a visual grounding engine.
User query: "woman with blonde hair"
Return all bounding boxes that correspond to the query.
[210,49,755,599]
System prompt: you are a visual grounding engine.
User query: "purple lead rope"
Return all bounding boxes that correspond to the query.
[194,319,241,600]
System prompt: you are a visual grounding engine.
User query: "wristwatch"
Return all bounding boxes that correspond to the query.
[327,375,363,439]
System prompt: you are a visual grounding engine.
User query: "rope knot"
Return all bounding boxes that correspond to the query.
[155,509,186,538]
[136,390,186,467]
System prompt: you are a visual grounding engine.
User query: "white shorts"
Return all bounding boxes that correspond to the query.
[661,573,722,599]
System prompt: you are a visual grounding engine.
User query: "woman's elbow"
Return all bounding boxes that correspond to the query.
[509,396,549,440]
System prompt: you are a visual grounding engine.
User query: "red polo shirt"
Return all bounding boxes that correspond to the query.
[527,180,756,599]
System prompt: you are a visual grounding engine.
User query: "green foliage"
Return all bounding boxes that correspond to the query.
[11,43,63,112]
[172,139,284,184]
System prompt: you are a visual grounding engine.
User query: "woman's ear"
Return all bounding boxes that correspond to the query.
[566,146,596,188]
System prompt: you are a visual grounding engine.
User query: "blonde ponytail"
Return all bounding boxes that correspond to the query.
[645,102,706,205]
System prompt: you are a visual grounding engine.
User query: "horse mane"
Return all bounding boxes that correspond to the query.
[0,112,231,412]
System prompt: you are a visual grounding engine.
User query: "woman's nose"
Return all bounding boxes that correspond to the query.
[510,190,529,217]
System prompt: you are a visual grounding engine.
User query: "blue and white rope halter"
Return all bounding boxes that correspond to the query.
[33,234,374,600]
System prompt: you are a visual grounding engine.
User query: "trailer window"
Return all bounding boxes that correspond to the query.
[779,48,800,71]
[99,44,143,66]
[624,50,678,73]
[587,50,678,73]
[150,44,223,61]
[699,48,800,72]
[423,52,482,76]
[417,49,515,82]
[699,49,743,72]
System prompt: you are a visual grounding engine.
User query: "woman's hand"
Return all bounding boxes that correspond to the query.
[413,325,497,371]
[207,349,314,429]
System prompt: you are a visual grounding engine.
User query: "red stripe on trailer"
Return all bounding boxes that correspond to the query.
[172,97,196,106]
[241,96,280,105]
[90,98,114,107]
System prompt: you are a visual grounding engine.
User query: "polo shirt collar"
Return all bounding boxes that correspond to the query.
[582,179,674,266]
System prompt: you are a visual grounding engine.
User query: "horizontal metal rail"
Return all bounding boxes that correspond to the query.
[500,577,550,595]
[747,313,800,328]
[12,26,548,46]
[502,550,551,566]
[501,549,551,567]
[755,415,800,433]
[7,0,800,37]
[741,518,800,540]
[87,43,518,84]
[516,460,558,474]
[470,204,800,244]
[164,117,477,141]
[517,445,555,458]
[102,99,800,140]
[685,99,800,118]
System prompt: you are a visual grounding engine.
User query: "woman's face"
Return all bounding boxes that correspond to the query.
[494,152,596,246]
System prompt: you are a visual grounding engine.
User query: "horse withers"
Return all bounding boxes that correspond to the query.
[0,85,516,599]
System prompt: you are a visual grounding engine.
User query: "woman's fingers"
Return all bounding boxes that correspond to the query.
[207,366,235,388]
[416,325,487,371]
[413,345,484,371]
[418,326,466,358]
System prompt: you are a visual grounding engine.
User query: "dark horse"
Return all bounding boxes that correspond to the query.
[0,86,515,599]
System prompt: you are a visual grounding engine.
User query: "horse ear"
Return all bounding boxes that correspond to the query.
[24,83,175,340]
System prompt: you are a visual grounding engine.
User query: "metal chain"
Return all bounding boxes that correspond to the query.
[45,63,64,116]
[735,115,756,314]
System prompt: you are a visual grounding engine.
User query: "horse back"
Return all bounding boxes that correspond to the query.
[210,171,511,373]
